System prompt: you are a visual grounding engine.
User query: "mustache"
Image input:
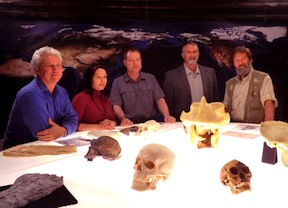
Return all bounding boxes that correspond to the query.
[239,64,248,68]
[236,64,251,75]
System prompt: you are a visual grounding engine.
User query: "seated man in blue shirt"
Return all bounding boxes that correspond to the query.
[109,47,175,126]
[4,46,78,149]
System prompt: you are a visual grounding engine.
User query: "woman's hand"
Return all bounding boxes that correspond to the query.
[100,119,116,130]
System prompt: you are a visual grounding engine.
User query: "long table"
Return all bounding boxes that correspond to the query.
[1,122,287,208]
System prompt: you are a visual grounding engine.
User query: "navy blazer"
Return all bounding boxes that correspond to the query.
[163,64,219,121]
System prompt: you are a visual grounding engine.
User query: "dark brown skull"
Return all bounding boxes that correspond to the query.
[220,159,252,194]
[84,136,121,161]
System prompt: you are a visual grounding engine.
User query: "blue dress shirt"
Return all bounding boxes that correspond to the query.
[4,77,78,145]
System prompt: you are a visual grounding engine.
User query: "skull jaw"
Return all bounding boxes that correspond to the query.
[278,147,288,167]
[197,135,212,148]
[131,176,160,191]
[84,147,96,161]
[187,124,220,149]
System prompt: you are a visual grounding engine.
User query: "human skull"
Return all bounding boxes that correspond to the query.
[135,120,161,137]
[180,96,230,148]
[220,159,252,194]
[84,136,121,161]
[260,120,288,167]
[132,143,176,191]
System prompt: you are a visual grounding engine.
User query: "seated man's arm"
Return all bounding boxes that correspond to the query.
[37,118,67,141]
[22,91,77,141]
[264,99,275,121]
[20,93,54,139]
[156,98,176,123]
[260,75,278,121]
[162,73,174,111]
[113,104,133,126]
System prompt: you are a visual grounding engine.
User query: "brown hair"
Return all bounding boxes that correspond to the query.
[233,46,253,59]
[123,47,141,60]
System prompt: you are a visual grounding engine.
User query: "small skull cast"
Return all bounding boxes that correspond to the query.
[135,120,161,137]
[132,143,176,191]
[220,159,252,194]
[84,136,121,161]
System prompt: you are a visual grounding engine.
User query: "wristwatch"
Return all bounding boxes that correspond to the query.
[63,127,68,137]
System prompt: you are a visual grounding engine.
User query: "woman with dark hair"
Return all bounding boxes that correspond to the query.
[72,64,117,130]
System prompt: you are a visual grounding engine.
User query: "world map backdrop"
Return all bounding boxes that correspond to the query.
[0,18,287,137]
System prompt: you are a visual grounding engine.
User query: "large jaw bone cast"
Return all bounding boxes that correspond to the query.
[260,120,288,167]
[180,96,230,148]
[132,143,176,191]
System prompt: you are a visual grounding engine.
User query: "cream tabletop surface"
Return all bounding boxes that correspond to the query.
[1,122,287,208]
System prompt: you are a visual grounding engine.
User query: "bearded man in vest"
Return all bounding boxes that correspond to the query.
[223,46,278,124]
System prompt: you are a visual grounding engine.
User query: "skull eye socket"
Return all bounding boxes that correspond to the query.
[144,160,155,169]
[242,166,250,174]
[229,167,238,175]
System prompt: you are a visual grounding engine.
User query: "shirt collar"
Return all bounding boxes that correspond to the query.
[184,64,200,75]
[35,76,59,94]
[35,77,49,92]
[124,72,145,83]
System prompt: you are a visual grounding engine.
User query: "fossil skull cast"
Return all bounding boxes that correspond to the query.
[220,159,252,194]
[84,136,121,161]
[135,120,161,137]
[260,120,288,167]
[132,143,175,191]
[180,96,230,148]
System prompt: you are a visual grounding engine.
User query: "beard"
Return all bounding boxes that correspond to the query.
[236,63,252,76]
[187,59,197,65]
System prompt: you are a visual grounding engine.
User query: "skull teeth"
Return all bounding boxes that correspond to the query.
[133,176,153,184]
[233,182,250,189]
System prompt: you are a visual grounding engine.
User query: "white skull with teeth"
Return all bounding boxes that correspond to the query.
[131,143,175,191]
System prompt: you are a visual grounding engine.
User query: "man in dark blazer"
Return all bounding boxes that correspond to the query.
[163,42,219,121]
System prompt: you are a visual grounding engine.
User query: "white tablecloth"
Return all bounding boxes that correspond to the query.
[1,122,287,208]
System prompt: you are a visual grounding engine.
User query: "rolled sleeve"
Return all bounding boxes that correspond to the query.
[260,75,278,108]
[110,78,123,106]
[152,76,165,102]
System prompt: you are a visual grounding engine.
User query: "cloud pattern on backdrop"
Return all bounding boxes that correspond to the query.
[0,21,286,78]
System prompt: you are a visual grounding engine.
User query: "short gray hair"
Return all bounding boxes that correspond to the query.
[30,46,62,71]
[182,41,199,53]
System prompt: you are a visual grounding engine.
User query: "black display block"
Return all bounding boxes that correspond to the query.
[261,142,278,164]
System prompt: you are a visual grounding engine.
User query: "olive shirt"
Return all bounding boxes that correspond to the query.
[109,72,165,123]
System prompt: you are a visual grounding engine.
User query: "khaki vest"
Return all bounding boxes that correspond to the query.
[226,70,267,124]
